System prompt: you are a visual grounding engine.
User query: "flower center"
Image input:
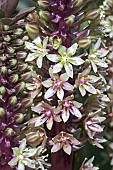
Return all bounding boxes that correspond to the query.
[55,80,62,87]
[45,109,52,117]
[40,131,45,137]
[65,101,71,108]
[80,77,85,84]
[18,154,24,160]
[61,136,67,142]
[86,120,92,126]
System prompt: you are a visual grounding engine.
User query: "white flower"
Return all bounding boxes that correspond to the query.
[25,36,48,68]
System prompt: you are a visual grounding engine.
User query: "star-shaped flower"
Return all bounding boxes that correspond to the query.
[75,66,100,96]
[25,36,48,68]
[42,68,74,100]
[31,102,61,130]
[56,95,83,122]
[8,139,37,170]
[50,131,80,155]
[46,43,84,78]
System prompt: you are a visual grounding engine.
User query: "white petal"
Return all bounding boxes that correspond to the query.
[70,57,84,66]
[36,56,43,68]
[91,61,97,73]
[23,158,35,169]
[44,87,56,99]
[93,38,101,51]
[63,143,72,155]
[42,79,53,87]
[47,54,60,62]
[18,161,25,170]
[79,86,86,96]
[46,117,53,130]
[35,116,47,126]
[25,53,36,62]
[25,41,37,51]
[8,158,18,167]
[58,45,66,55]
[64,63,73,78]
[31,103,43,113]
[57,88,64,100]
[71,107,82,118]
[51,143,61,153]
[43,36,48,48]
[19,139,26,153]
[73,101,82,108]
[52,62,63,73]
[83,84,97,94]
[62,109,70,122]
[60,73,69,82]
[67,43,78,56]
[63,82,74,91]
[12,147,20,156]
[33,36,42,45]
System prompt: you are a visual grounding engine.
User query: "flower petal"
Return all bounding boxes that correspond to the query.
[36,56,43,68]
[47,54,60,62]
[63,82,74,91]
[42,79,53,87]
[43,36,48,48]
[91,61,97,73]
[57,88,64,100]
[19,139,26,153]
[63,143,72,155]
[60,73,69,82]
[70,57,84,66]
[12,147,20,156]
[79,86,86,96]
[25,41,37,51]
[83,84,97,94]
[31,103,43,113]
[67,43,78,56]
[64,63,73,78]
[58,45,66,55]
[52,62,63,73]
[18,161,25,170]
[33,36,42,46]
[46,117,53,130]
[44,87,56,99]
[71,107,82,118]
[51,143,61,153]
[25,53,36,62]
[8,158,18,167]
[35,115,47,127]
[62,109,70,122]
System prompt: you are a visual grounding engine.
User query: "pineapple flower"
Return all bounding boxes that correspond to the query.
[84,109,106,140]
[80,156,99,170]
[26,71,42,98]
[42,68,74,100]
[75,66,101,96]
[8,138,37,170]
[31,102,62,130]
[49,131,81,155]
[88,38,108,73]
[46,43,84,78]
[55,95,83,123]
[25,36,48,68]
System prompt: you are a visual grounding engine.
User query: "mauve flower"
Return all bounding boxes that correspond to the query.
[84,109,106,140]
[80,156,99,170]
[42,68,74,100]
[56,95,83,122]
[25,36,48,68]
[49,131,80,155]
[47,43,84,78]
[32,102,62,130]
[75,66,100,96]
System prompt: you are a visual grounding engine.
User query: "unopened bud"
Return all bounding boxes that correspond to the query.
[9,96,17,105]
[38,0,49,9]
[14,113,24,124]
[26,132,40,144]
[49,36,62,49]
[107,0,113,7]
[26,23,39,39]
[78,37,91,49]
[18,63,28,72]
[16,52,27,59]
[0,107,6,117]
[4,35,11,42]
[12,39,24,46]
[0,55,7,61]
[10,74,19,83]
[13,28,23,35]
[9,59,17,67]
[15,82,26,92]
[21,71,32,80]
[86,9,99,20]
[39,10,50,21]
[73,0,83,7]
[5,128,15,137]
[0,86,6,95]
[21,98,33,108]
[65,15,75,26]
[3,25,10,31]
[1,66,8,73]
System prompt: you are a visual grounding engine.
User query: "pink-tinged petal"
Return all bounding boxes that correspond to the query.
[88,125,103,133]
[54,114,62,122]
[71,107,82,118]
[86,128,94,139]
[62,109,70,122]
[64,63,73,78]
[63,82,74,91]
[31,103,43,113]
[71,138,80,145]
[36,56,43,68]
[79,86,86,96]
[83,84,97,94]
[60,73,69,82]
[55,105,62,114]
[63,143,72,155]
[51,143,62,153]
[46,116,53,130]
[35,115,48,127]
[73,101,82,108]
[46,54,60,62]
[44,87,56,99]
[52,62,63,73]
[57,88,64,100]
[42,79,53,88]
[25,53,36,62]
